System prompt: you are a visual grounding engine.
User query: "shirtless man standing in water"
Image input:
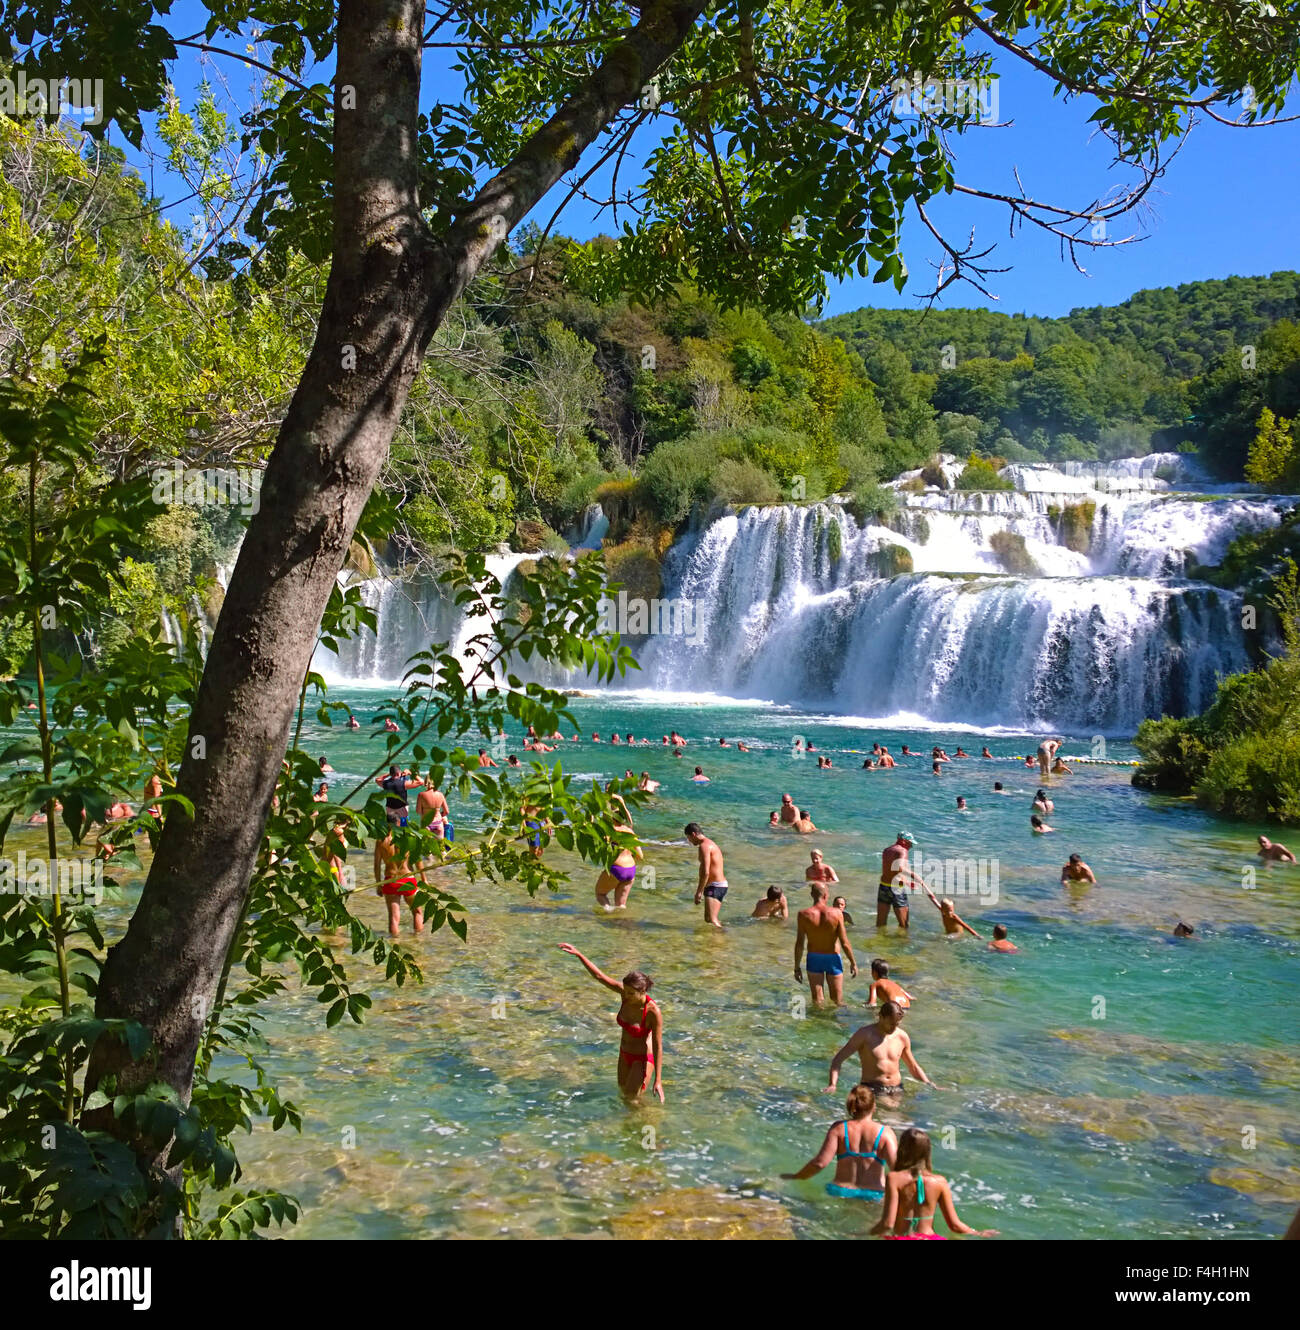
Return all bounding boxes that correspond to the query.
[686,822,728,927]
[825,1000,938,1099]
[779,793,799,825]
[877,832,924,928]
[1061,852,1097,884]
[795,883,857,1006]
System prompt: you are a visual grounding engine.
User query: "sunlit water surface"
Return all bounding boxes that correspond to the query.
[6,691,1297,1238]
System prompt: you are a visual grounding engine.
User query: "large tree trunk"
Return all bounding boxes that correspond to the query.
[86,0,708,1204]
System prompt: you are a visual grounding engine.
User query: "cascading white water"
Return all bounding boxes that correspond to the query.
[312,551,539,687]
[571,504,609,550]
[306,454,1295,732]
[633,455,1295,731]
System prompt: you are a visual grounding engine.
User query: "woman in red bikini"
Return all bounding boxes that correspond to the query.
[558,944,664,1102]
[871,1128,997,1240]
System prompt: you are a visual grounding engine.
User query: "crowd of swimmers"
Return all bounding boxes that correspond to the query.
[19,701,1296,1237]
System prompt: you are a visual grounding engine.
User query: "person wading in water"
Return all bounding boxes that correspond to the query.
[558,944,664,1102]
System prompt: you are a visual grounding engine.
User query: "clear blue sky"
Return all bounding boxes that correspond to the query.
[151,5,1298,322]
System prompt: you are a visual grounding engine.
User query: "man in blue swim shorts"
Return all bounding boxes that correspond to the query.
[795,882,857,1006]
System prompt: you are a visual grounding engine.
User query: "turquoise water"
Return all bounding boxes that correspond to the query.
[6,689,1298,1238]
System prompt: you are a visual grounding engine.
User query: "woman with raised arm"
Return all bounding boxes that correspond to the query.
[558,944,664,1102]
[872,1128,998,1240]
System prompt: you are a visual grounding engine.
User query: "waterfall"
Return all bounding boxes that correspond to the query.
[571,503,609,550]
[631,456,1294,732]
[312,551,539,687]
[309,454,1295,733]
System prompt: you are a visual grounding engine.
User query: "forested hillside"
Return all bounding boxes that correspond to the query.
[821,272,1300,475]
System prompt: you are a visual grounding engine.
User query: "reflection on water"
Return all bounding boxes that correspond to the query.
[7,693,1298,1238]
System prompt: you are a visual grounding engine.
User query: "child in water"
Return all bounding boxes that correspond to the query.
[866,958,912,1009]
[873,1128,998,1239]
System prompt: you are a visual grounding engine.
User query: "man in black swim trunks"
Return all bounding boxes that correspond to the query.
[375,764,424,828]
[686,822,727,928]
[877,832,924,928]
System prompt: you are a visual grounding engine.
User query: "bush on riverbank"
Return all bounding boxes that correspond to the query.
[1133,560,1300,823]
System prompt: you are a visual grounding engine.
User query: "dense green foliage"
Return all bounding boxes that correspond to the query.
[822,275,1300,474]
[0,347,641,1235]
[7,109,1300,693]
[1133,563,1300,824]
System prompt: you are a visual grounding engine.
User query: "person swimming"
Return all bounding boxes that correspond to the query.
[1061,853,1097,884]
[873,1127,998,1239]
[558,944,664,1102]
[1030,813,1053,833]
[1258,835,1297,862]
[988,923,1018,952]
[781,1085,898,1201]
[805,848,838,884]
[753,885,789,919]
[832,895,854,927]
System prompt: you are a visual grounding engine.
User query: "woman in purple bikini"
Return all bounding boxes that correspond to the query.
[595,822,642,909]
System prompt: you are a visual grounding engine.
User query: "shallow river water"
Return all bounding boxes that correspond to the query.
[7,690,1297,1239]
